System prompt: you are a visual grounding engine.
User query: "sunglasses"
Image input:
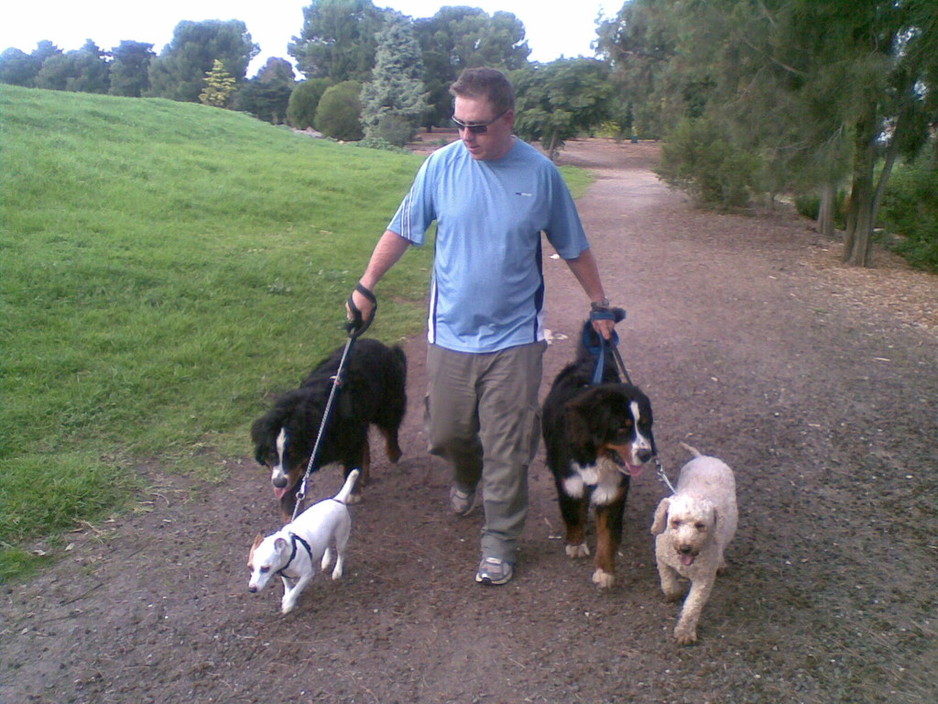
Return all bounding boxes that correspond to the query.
[451,110,508,134]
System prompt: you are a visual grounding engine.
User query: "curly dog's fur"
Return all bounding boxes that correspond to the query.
[651,444,737,645]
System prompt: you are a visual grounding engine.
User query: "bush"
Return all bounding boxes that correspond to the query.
[795,189,847,227]
[880,157,938,272]
[656,117,760,210]
[286,78,332,129]
[365,114,417,148]
[314,80,364,141]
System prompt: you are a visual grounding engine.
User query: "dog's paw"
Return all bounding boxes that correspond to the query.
[663,587,685,602]
[674,624,698,646]
[565,542,590,559]
[281,599,296,615]
[592,568,615,589]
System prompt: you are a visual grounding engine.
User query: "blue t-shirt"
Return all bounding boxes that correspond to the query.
[388,138,590,353]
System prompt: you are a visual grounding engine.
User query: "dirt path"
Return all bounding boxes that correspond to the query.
[2,139,936,704]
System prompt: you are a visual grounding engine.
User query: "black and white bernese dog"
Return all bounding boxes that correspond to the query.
[251,338,407,521]
[542,319,655,588]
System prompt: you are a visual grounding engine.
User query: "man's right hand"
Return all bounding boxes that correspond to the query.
[346,283,377,337]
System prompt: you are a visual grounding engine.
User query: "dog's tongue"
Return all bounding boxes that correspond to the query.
[680,553,696,567]
[626,463,646,479]
[273,486,288,500]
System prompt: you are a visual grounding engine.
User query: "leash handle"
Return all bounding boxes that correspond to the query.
[346,282,377,338]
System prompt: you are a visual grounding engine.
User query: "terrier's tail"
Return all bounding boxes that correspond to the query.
[680,442,703,457]
[334,469,361,504]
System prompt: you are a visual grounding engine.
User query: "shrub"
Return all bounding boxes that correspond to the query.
[366,114,417,148]
[880,157,938,272]
[656,117,760,210]
[314,80,364,141]
[286,78,332,129]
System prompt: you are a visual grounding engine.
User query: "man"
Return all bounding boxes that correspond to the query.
[347,67,616,585]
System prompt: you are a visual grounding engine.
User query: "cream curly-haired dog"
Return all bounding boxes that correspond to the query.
[651,444,737,645]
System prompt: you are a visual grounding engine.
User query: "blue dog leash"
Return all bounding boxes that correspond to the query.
[585,307,632,385]
[585,307,675,493]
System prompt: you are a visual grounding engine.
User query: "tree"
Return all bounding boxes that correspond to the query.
[602,0,938,266]
[148,20,258,102]
[289,0,387,82]
[512,58,613,160]
[287,77,333,128]
[360,12,428,145]
[235,57,296,123]
[34,39,109,93]
[315,80,363,140]
[109,41,154,97]
[0,48,42,87]
[414,7,530,128]
[199,59,237,107]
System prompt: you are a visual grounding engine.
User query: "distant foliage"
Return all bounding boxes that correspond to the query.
[109,41,155,97]
[287,78,333,129]
[360,12,428,146]
[880,157,938,271]
[290,0,386,82]
[148,20,258,102]
[656,118,760,210]
[235,57,295,124]
[315,80,364,140]
[199,60,237,108]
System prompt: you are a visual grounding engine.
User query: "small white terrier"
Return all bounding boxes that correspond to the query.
[248,469,359,614]
[651,445,737,645]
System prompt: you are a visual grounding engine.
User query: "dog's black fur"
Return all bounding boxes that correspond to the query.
[251,338,407,521]
[542,320,655,586]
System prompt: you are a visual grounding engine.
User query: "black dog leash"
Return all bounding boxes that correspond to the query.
[291,285,377,521]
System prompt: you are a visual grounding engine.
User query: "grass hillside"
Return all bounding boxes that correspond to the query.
[0,85,436,580]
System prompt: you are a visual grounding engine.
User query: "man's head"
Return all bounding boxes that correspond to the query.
[449,68,516,161]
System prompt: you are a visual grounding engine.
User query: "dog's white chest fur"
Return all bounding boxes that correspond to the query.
[564,456,623,505]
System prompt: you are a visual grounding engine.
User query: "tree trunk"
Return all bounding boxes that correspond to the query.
[817,182,836,237]
[842,107,877,267]
[842,100,905,267]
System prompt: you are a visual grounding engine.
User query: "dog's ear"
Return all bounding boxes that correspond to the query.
[565,389,612,457]
[651,498,670,535]
[274,537,288,551]
[248,534,264,567]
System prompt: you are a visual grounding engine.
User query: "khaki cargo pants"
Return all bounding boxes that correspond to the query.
[425,341,545,563]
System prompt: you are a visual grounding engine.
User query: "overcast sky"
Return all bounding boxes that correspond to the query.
[0,1,624,75]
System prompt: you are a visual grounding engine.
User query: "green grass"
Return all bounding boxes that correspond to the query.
[0,85,436,581]
[0,85,592,582]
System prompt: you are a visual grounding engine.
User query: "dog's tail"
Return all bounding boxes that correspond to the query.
[334,469,361,504]
[680,442,703,457]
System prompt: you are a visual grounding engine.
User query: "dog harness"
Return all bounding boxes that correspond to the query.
[276,532,314,578]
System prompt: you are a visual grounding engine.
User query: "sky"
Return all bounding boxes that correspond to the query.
[0,1,625,76]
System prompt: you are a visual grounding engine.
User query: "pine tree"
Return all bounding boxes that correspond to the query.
[199,60,236,108]
[359,13,428,146]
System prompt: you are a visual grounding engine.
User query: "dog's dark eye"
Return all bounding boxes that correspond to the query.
[671,519,681,528]
[695,523,706,531]
[260,566,271,574]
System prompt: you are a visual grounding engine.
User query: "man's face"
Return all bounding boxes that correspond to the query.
[452,95,515,161]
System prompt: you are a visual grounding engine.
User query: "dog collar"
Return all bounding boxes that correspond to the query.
[276,532,314,577]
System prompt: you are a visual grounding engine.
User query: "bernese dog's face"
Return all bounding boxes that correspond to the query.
[565,384,655,477]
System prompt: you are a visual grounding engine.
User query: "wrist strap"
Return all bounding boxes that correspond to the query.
[346,283,377,337]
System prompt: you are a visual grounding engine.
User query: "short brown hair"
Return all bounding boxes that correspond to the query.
[449,68,515,115]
